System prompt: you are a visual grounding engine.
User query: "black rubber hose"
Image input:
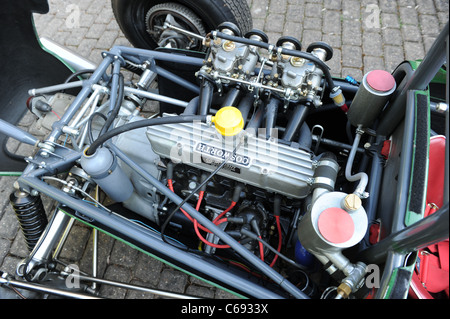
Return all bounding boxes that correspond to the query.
[245,103,264,135]
[64,69,96,84]
[298,123,312,151]
[62,69,96,94]
[221,86,243,107]
[198,79,214,116]
[264,98,281,139]
[237,93,255,126]
[282,103,309,142]
[86,114,208,156]
[99,73,124,135]
[87,112,107,144]
[182,96,200,115]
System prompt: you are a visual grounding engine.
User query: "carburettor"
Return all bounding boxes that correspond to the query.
[269,39,334,106]
[201,23,267,82]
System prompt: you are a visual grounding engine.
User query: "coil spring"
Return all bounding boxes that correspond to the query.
[10,191,48,252]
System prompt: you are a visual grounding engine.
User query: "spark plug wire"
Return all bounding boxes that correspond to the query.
[270,195,283,267]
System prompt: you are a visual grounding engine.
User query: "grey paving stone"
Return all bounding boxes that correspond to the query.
[0,238,11,263]
[381,12,401,29]
[322,10,342,34]
[10,232,29,259]
[399,6,419,25]
[304,2,323,17]
[324,0,342,10]
[133,252,164,286]
[85,23,107,39]
[363,55,385,73]
[342,45,363,68]
[326,48,342,77]
[401,24,422,42]
[283,21,303,38]
[384,45,405,72]
[286,3,305,22]
[0,256,23,276]
[416,0,437,14]
[362,31,383,57]
[0,207,19,241]
[100,264,132,298]
[419,14,441,36]
[125,280,157,299]
[342,0,360,20]
[265,13,287,32]
[341,67,363,82]
[109,240,140,268]
[269,0,287,14]
[343,22,362,46]
[79,230,115,276]
[379,0,398,13]
[157,268,188,294]
[404,41,425,61]
[57,224,91,262]
[185,284,216,298]
[382,28,403,45]
[250,0,269,19]
[301,29,323,47]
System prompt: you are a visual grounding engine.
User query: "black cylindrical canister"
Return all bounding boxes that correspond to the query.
[347,70,396,128]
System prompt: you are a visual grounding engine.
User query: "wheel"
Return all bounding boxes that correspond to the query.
[146,3,205,51]
[111,0,253,50]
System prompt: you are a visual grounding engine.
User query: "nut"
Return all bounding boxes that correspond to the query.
[222,40,236,52]
[337,282,352,299]
[290,56,305,67]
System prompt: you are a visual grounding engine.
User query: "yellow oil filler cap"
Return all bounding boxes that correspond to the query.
[212,106,244,137]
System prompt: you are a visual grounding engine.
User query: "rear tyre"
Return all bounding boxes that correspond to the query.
[111,0,253,50]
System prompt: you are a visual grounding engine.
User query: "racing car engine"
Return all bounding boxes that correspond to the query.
[26,22,397,297]
[109,24,380,292]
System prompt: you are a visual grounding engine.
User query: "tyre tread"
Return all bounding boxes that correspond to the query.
[221,0,253,35]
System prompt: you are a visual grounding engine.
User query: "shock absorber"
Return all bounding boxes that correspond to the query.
[10,191,48,252]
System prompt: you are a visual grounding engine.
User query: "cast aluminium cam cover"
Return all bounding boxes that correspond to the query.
[146,114,315,199]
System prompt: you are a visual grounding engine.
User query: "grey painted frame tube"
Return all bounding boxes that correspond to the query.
[17,137,308,298]
[13,44,310,299]
[114,45,205,67]
[359,202,449,265]
[107,143,309,299]
[18,175,287,299]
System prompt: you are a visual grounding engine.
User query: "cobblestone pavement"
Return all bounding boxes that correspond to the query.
[1,0,448,299]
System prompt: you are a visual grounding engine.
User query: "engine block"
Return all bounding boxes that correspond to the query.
[146,115,315,199]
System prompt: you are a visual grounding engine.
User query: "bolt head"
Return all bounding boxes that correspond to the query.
[343,193,362,211]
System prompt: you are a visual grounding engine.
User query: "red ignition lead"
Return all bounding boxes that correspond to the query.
[258,237,264,262]
[194,219,230,249]
[269,215,282,267]
[270,196,283,267]
[167,178,236,246]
